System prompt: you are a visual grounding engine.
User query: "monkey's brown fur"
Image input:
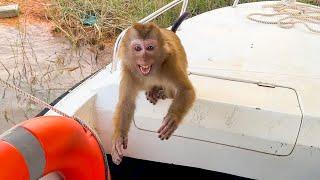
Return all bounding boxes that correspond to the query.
[111,22,196,165]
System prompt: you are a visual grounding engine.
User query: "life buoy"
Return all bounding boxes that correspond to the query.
[0,116,109,180]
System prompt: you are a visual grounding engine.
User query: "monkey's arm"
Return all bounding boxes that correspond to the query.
[112,73,139,165]
[168,83,195,119]
[158,72,195,140]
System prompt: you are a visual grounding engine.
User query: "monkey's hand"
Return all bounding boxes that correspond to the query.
[145,86,167,105]
[111,134,128,165]
[157,113,179,140]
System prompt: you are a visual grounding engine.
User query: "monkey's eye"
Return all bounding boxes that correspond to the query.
[146,45,154,51]
[135,45,142,52]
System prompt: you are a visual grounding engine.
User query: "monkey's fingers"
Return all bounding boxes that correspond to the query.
[163,124,177,140]
[151,98,158,104]
[115,139,124,157]
[161,93,167,100]
[148,97,157,104]
[112,152,122,165]
[159,120,174,135]
[151,91,161,105]
[157,117,171,133]
[123,136,128,149]
[151,90,158,99]
[146,91,158,105]
[159,120,175,140]
[145,91,151,100]
[156,89,165,99]
[112,145,123,165]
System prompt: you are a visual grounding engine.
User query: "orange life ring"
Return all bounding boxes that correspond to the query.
[0,116,109,180]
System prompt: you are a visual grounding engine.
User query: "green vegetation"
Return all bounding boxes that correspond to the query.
[47,0,233,45]
[48,0,318,45]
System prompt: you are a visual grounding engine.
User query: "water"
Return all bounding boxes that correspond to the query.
[0,23,112,133]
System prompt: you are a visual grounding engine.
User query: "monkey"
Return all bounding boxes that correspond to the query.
[111,12,195,165]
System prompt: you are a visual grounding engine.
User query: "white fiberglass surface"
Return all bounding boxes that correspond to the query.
[94,71,301,156]
[134,75,302,155]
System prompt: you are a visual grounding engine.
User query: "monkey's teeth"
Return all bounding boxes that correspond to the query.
[139,65,151,75]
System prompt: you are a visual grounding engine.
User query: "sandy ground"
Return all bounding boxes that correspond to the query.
[0,0,113,133]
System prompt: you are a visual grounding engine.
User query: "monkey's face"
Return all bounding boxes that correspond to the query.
[129,39,164,76]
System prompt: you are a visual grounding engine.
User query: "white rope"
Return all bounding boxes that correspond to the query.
[247,2,320,33]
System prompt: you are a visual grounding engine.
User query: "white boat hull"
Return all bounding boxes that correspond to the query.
[45,1,320,179]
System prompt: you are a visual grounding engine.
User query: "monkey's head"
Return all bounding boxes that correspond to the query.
[120,22,168,76]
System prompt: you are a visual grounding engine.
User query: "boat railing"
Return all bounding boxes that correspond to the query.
[111,0,189,72]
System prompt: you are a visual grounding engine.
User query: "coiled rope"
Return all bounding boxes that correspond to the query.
[247,1,320,33]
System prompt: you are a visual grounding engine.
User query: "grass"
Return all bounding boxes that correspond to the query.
[47,0,319,46]
[45,0,243,46]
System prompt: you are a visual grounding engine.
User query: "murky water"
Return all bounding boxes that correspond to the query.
[0,23,112,133]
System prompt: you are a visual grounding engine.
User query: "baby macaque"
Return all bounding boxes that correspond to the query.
[111,12,195,165]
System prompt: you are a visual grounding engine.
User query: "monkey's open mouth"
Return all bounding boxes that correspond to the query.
[138,65,152,75]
